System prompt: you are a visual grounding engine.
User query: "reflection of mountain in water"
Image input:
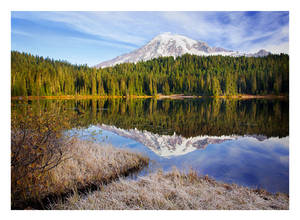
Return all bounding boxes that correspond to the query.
[98,124,264,158]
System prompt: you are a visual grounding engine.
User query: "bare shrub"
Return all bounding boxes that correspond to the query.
[11,106,75,208]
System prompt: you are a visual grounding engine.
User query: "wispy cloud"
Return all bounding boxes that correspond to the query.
[12,12,158,45]
[160,11,289,53]
[11,29,32,37]
[11,11,289,65]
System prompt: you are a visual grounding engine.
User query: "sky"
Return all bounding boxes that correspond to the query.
[11,11,289,66]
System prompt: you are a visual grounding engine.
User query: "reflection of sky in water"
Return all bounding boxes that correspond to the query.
[71,126,289,194]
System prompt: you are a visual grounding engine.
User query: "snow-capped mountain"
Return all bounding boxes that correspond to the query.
[96,32,270,68]
[249,49,271,57]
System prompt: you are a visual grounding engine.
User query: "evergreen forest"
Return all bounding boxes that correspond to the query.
[11,51,289,97]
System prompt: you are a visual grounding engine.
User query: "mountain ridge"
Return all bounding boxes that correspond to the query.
[96,32,271,68]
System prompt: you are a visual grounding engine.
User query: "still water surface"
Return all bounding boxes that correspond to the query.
[12,98,289,193]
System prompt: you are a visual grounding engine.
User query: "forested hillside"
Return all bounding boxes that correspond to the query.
[11,51,289,97]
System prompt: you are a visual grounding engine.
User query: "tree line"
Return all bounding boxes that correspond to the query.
[11,51,289,97]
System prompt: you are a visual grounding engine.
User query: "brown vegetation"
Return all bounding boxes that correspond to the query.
[214,94,288,100]
[11,95,153,101]
[51,168,289,210]
[11,106,149,209]
[48,139,149,196]
[11,138,149,209]
[11,107,76,208]
[156,94,198,99]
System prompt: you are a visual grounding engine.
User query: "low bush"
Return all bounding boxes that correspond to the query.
[11,106,76,208]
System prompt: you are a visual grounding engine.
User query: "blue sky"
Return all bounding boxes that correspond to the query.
[11,11,289,66]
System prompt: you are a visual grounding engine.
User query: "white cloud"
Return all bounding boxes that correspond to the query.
[12,11,148,46]
[68,36,137,51]
[11,30,32,37]
[160,11,289,54]
[12,11,289,54]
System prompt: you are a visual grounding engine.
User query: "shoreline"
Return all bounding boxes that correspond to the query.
[11,94,288,101]
[216,94,288,100]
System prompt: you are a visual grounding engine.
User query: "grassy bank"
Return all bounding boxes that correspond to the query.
[214,94,288,100]
[49,139,149,194]
[11,95,153,100]
[12,139,149,209]
[51,168,288,210]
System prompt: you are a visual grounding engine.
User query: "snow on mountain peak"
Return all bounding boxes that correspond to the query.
[95,33,271,68]
[150,32,198,46]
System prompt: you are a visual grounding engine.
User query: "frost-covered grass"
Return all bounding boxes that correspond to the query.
[47,139,149,194]
[15,139,149,209]
[51,168,289,210]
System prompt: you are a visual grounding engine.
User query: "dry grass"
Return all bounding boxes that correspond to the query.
[47,139,149,195]
[51,168,289,210]
[11,95,153,100]
[13,139,149,209]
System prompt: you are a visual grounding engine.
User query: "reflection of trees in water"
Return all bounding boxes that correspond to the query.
[12,98,289,138]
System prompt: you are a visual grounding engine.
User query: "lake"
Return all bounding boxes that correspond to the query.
[11,98,289,193]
